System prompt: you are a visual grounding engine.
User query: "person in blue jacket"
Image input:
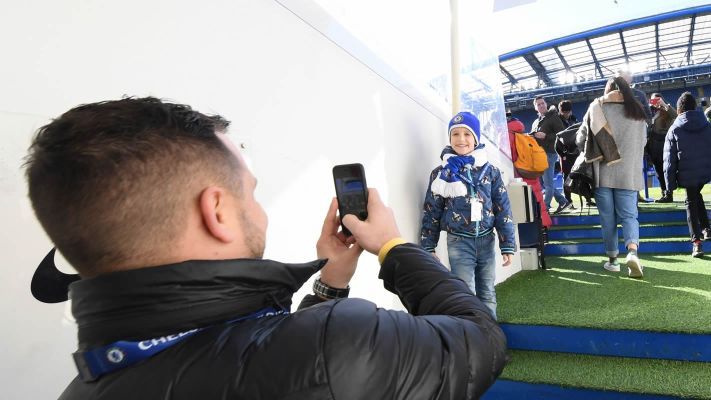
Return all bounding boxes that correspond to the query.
[421,111,516,319]
[664,92,711,257]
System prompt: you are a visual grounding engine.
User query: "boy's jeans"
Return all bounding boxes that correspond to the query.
[447,232,497,319]
[594,187,640,257]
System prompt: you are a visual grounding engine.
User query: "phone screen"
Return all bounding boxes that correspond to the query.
[333,164,368,236]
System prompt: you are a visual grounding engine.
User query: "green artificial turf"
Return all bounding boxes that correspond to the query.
[499,197,711,398]
[646,186,711,198]
[497,254,711,333]
[500,350,711,399]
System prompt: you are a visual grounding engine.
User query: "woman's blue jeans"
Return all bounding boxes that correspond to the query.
[447,232,497,319]
[594,187,640,257]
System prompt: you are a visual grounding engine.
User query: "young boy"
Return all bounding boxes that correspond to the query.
[421,111,516,319]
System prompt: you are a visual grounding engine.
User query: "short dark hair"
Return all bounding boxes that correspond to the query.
[677,92,697,114]
[24,97,238,276]
[533,95,545,104]
[558,100,572,112]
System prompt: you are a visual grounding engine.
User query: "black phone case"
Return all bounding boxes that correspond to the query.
[332,163,368,236]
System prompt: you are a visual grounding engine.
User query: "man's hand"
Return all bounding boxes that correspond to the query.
[342,188,401,255]
[534,131,546,140]
[317,198,364,288]
[502,254,513,267]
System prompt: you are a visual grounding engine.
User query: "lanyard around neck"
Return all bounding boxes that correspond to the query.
[458,163,490,195]
[73,307,288,382]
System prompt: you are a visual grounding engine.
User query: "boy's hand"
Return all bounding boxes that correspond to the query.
[534,131,546,139]
[502,254,513,267]
[342,188,401,255]
[317,198,363,288]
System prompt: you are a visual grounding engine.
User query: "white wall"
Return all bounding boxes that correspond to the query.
[0,1,520,398]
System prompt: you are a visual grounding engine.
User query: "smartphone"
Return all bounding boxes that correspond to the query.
[332,163,369,236]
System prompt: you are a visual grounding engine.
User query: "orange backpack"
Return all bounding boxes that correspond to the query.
[513,133,548,179]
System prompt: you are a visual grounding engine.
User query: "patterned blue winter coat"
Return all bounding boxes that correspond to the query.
[421,146,516,254]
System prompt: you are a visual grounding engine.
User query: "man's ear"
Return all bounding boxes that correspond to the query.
[199,186,237,243]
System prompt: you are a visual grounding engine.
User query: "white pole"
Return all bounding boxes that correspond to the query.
[450,0,461,115]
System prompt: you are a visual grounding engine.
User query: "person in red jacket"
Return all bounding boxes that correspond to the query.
[507,113,552,228]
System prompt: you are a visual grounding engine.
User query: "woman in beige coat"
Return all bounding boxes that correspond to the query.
[576,77,647,278]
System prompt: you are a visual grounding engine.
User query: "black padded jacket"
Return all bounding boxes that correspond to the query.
[531,109,566,153]
[59,243,507,400]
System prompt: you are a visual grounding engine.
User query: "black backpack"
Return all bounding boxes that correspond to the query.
[555,122,582,155]
[565,152,595,200]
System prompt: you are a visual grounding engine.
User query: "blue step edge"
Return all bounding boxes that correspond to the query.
[551,210,711,226]
[482,380,683,400]
[548,225,688,240]
[546,240,691,255]
[500,324,711,362]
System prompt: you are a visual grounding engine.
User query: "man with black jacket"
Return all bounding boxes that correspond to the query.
[531,95,570,214]
[649,93,678,203]
[26,97,507,400]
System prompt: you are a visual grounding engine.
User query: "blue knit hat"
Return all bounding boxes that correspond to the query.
[448,112,481,145]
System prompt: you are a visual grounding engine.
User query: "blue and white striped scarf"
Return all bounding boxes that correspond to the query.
[431,145,488,198]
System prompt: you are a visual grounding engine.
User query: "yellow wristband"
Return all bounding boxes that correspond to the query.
[378,237,407,264]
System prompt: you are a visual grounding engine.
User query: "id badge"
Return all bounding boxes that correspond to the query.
[470,197,483,222]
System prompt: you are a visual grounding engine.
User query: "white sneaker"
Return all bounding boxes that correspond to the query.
[626,253,644,279]
[603,261,620,272]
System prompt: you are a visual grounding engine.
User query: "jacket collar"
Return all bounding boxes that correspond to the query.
[601,90,624,103]
[538,108,557,120]
[69,258,326,348]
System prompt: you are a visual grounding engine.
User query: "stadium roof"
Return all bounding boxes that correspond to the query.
[498,5,711,96]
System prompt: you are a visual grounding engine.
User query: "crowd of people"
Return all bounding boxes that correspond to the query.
[415,68,711,326]
[502,69,711,269]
